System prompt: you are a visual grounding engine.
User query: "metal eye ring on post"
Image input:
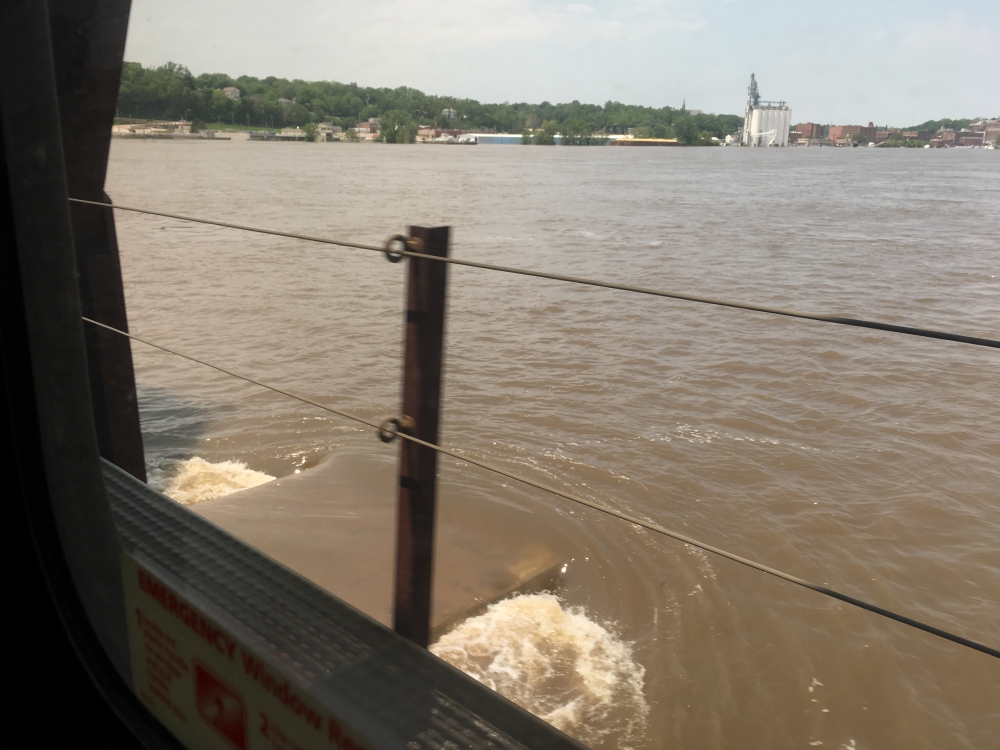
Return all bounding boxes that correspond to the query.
[383,234,424,263]
[377,415,416,443]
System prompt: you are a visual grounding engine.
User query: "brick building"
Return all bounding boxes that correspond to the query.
[931,130,959,146]
[828,125,861,141]
[930,128,987,147]
[957,131,985,146]
[971,119,1000,146]
[860,122,877,142]
[796,122,826,139]
[828,122,877,143]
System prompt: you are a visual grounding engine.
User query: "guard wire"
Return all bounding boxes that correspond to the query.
[70,198,1000,351]
[69,197,385,253]
[83,319,383,433]
[84,316,1000,661]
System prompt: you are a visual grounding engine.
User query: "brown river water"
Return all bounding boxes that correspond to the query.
[107,140,1000,750]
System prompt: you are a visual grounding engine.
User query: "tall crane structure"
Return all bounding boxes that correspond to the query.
[741,73,792,147]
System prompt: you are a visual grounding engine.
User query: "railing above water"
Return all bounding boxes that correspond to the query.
[70,197,1000,662]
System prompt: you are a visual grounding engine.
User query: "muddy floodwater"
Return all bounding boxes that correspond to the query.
[108,140,1000,750]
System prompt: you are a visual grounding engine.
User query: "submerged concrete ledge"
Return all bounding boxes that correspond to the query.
[192,448,564,639]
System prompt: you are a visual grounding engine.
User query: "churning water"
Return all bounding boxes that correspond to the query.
[148,456,275,505]
[431,593,649,747]
[108,141,1000,749]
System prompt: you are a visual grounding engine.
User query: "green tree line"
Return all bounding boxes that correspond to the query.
[117,61,743,141]
[904,117,973,132]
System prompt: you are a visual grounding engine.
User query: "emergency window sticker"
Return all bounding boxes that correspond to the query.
[122,553,374,750]
[195,660,248,750]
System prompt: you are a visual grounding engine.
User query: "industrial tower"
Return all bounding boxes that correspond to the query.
[741,74,792,147]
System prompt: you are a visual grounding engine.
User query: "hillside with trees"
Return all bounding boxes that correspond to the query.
[117,62,743,142]
[905,117,973,132]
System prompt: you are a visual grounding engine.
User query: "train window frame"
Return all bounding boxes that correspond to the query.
[0,3,582,748]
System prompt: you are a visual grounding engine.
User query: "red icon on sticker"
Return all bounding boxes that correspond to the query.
[195,662,247,750]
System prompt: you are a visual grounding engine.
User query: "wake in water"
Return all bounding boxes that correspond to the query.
[148,457,275,505]
[430,593,648,748]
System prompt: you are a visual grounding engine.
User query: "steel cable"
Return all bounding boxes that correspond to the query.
[70,197,386,253]
[84,316,1000,660]
[70,198,1000,351]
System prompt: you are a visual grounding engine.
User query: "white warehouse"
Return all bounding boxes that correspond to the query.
[741,74,792,147]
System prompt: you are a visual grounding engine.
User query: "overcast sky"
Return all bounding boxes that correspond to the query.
[124,0,998,125]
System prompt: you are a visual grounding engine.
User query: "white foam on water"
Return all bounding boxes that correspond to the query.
[148,457,275,505]
[430,593,648,748]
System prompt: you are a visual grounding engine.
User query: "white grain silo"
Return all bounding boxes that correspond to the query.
[741,74,792,147]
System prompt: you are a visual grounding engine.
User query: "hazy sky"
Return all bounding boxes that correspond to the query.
[124,0,998,125]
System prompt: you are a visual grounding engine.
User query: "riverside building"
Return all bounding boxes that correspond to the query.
[740,73,792,147]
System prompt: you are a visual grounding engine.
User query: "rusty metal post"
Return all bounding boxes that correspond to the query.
[393,226,450,647]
